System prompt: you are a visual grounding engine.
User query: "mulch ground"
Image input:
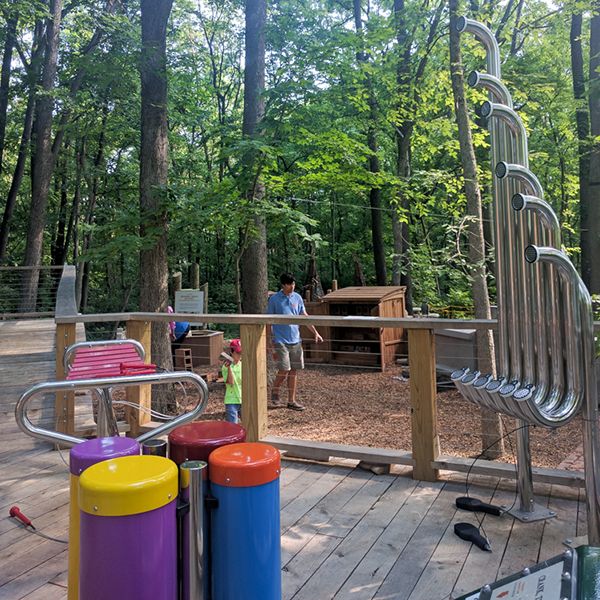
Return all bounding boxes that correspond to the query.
[192,364,583,470]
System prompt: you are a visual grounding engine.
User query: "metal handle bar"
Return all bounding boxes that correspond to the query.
[15,371,209,447]
[63,339,146,373]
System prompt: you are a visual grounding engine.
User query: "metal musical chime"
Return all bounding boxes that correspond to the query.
[451,18,600,545]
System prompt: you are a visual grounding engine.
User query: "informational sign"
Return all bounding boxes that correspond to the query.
[175,289,204,314]
[455,551,574,600]
[490,561,562,600]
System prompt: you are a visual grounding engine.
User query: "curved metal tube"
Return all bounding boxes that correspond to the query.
[524,246,584,425]
[496,162,543,198]
[527,245,599,544]
[468,72,512,107]
[484,104,531,405]
[512,193,565,418]
[63,339,146,372]
[496,159,547,411]
[482,103,526,144]
[511,194,560,238]
[15,371,209,447]
[461,19,518,415]
[456,17,501,77]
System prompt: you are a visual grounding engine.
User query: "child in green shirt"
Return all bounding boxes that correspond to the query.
[222,338,242,423]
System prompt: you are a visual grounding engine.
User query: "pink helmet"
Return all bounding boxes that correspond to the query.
[229,338,242,354]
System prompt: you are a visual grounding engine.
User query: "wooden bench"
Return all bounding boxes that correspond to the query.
[62,340,157,437]
[66,341,156,380]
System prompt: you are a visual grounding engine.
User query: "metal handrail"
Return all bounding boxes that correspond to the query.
[15,371,209,447]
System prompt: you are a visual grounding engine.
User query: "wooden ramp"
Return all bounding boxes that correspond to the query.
[0,320,588,599]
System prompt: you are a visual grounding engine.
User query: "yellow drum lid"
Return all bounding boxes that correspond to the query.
[79,455,178,516]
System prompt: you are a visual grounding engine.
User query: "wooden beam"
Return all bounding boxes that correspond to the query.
[262,435,413,465]
[240,324,267,441]
[433,455,585,487]
[125,319,152,436]
[55,323,77,435]
[408,328,439,481]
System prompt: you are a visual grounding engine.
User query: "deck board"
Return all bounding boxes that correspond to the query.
[0,319,587,600]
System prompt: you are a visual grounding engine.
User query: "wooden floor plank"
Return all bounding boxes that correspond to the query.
[0,550,68,600]
[372,482,464,600]
[291,475,418,600]
[282,469,373,566]
[20,582,67,600]
[281,463,332,508]
[333,480,437,600]
[495,490,549,580]
[405,482,502,600]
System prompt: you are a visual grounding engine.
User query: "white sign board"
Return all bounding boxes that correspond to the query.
[175,289,204,314]
[490,561,562,600]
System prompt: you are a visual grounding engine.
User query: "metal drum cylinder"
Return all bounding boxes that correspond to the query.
[142,438,168,457]
[78,455,178,600]
[180,460,208,600]
[68,436,140,600]
[168,421,246,465]
[209,443,281,600]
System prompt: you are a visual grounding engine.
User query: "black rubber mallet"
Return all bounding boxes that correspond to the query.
[456,496,503,516]
[454,522,491,551]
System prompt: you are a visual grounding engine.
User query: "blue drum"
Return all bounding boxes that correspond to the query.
[208,443,281,600]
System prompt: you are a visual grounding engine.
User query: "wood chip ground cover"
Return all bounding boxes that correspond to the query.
[192,364,582,470]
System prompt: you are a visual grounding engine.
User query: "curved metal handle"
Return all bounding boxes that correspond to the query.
[135,372,209,444]
[15,371,209,447]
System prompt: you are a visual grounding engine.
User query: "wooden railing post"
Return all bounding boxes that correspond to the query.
[240,324,267,441]
[408,328,440,481]
[55,322,77,435]
[126,319,152,436]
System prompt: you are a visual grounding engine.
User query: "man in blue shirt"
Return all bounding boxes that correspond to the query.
[267,273,323,411]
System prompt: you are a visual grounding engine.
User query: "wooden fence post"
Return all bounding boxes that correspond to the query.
[240,324,267,441]
[55,323,77,435]
[408,328,439,481]
[126,319,152,436]
[173,272,182,292]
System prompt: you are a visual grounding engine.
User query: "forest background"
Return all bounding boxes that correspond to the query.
[0,0,598,327]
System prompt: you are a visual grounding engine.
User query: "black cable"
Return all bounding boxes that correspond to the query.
[462,422,530,540]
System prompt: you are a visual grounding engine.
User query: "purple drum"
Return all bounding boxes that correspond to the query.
[78,455,178,600]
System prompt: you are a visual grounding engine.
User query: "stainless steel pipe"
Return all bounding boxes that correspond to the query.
[15,371,209,447]
[526,245,599,543]
[180,460,209,600]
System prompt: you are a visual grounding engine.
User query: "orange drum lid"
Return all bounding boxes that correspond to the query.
[208,443,280,488]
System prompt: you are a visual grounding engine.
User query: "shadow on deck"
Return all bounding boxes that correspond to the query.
[0,320,587,600]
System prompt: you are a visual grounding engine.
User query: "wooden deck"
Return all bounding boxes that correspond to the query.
[0,320,588,599]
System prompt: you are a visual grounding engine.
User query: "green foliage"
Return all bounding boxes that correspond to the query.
[0,0,592,317]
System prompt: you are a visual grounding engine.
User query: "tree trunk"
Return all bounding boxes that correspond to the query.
[354,0,387,286]
[587,6,600,293]
[392,0,415,311]
[450,0,504,458]
[240,0,268,314]
[571,14,591,286]
[0,79,35,262]
[139,0,175,412]
[51,150,69,265]
[21,0,62,311]
[0,10,18,174]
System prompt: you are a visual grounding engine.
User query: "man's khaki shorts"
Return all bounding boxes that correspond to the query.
[273,342,304,371]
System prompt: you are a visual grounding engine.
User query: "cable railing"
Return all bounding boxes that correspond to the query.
[0,265,64,318]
